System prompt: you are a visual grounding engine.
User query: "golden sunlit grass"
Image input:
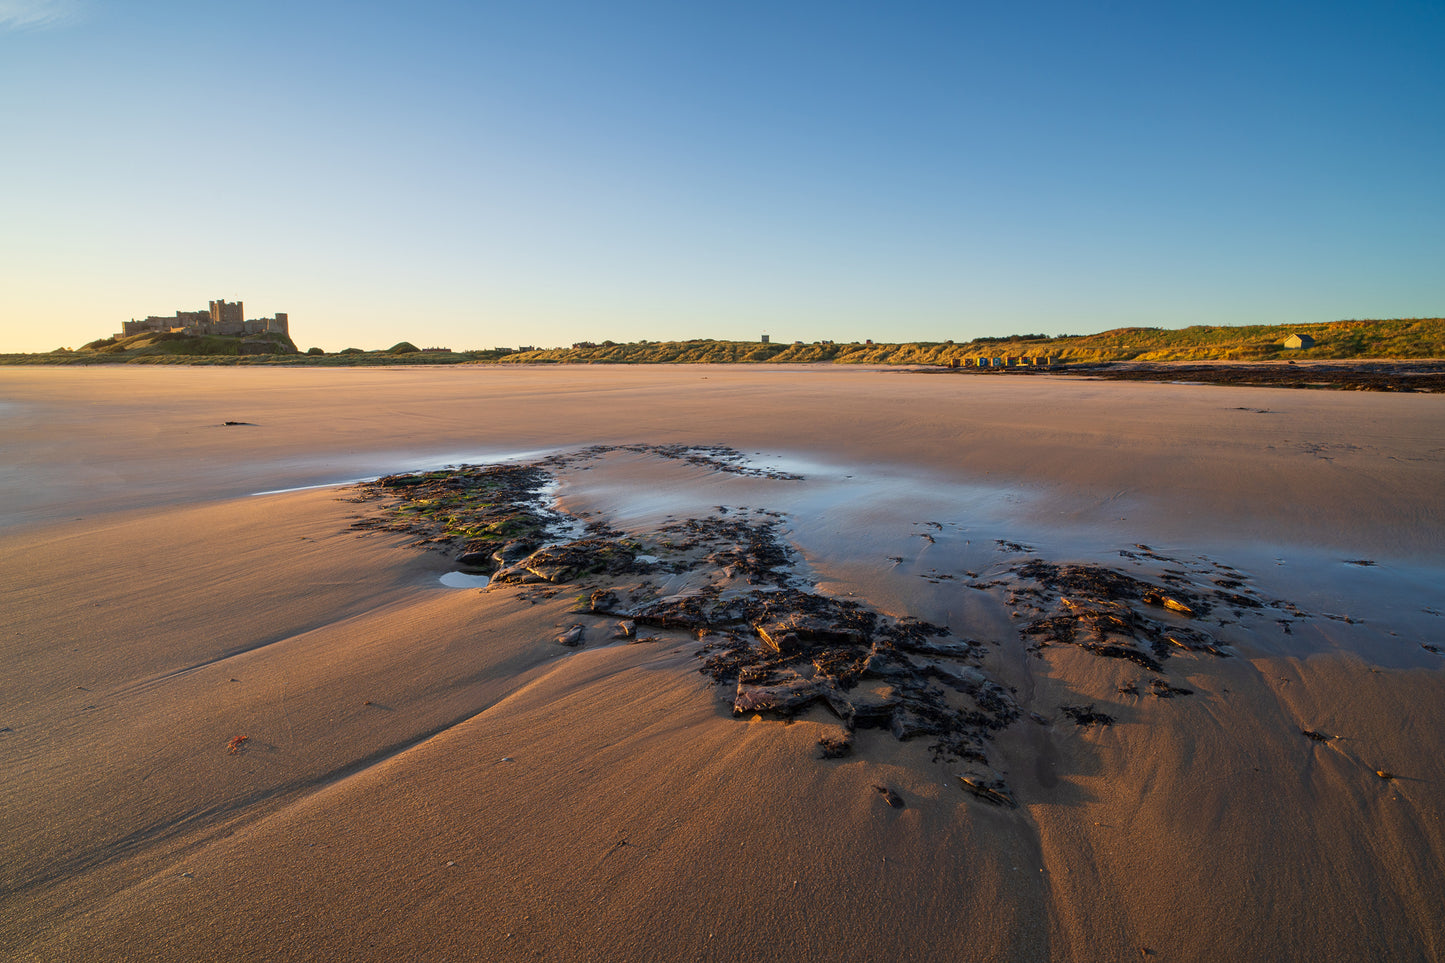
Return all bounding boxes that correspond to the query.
[5,317,1441,365]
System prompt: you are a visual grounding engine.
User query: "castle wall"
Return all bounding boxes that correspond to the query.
[121,300,288,341]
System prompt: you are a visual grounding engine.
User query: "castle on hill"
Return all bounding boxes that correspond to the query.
[119,299,289,340]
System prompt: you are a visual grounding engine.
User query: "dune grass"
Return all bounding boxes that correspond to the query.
[496,318,1444,365]
[5,318,1441,366]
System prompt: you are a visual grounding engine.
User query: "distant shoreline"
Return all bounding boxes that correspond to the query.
[3,352,1443,390]
[942,359,1445,392]
[6,317,1444,371]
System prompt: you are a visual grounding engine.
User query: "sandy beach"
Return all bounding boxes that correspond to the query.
[2,364,1442,962]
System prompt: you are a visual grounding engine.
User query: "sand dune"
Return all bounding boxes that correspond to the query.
[2,365,1442,962]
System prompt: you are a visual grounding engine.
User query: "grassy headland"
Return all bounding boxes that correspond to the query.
[3,317,1441,366]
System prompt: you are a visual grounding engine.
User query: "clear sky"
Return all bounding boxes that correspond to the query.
[2,0,1442,353]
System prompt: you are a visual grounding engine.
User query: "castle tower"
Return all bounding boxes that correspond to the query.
[209,299,244,326]
[208,299,245,336]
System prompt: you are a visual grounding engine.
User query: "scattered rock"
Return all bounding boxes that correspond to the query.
[957,770,1017,808]
[1301,728,1333,742]
[873,784,905,808]
[1142,591,1195,616]
[817,729,853,759]
[351,448,1322,812]
[1149,679,1193,698]
[1061,705,1114,728]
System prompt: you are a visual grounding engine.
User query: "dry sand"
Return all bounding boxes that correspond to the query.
[1,364,1442,962]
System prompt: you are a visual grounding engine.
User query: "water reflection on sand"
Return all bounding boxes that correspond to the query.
[553,447,1445,669]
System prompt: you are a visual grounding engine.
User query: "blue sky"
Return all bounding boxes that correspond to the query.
[2,0,1442,352]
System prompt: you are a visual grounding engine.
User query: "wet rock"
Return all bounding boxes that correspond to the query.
[631,594,713,630]
[456,550,495,570]
[1084,642,1163,672]
[827,682,899,729]
[584,588,622,613]
[492,541,535,565]
[354,451,1036,804]
[1142,591,1195,616]
[892,636,976,659]
[734,676,827,716]
[890,705,935,740]
[490,563,545,585]
[354,464,558,563]
[755,612,867,653]
[517,539,637,583]
[1163,632,1230,657]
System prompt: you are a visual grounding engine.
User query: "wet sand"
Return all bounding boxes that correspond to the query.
[2,365,1442,962]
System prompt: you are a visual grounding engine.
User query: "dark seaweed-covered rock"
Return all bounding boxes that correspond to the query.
[630,594,715,631]
[352,449,1032,807]
[734,675,829,715]
[495,538,637,584]
[1004,557,1262,681]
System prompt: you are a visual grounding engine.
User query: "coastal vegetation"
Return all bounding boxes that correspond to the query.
[495,318,1444,364]
[4,317,1441,366]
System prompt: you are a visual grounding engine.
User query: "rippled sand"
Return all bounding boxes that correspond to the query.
[2,364,1442,962]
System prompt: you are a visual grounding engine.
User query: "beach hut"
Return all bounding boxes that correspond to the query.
[1284,334,1315,349]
